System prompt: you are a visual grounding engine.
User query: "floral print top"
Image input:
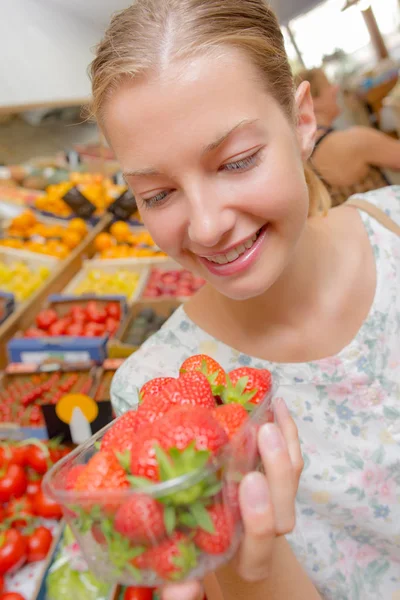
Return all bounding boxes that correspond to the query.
[111,187,400,599]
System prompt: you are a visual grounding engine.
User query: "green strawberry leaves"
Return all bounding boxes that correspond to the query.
[170,541,198,580]
[221,375,257,408]
[101,518,146,582]
[189,502,215,533]
[164,505,177,535]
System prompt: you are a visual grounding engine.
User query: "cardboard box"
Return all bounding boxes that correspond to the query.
[7,295,127,364]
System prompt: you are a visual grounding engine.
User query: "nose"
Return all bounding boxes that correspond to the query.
[186,186,236,248]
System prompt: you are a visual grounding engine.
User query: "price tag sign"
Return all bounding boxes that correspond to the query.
[63,187,96,219]
[107,189,137,220]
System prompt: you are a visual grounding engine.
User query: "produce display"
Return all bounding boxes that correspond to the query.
[71,269,140,300]
[94,224,165,260]
[0,438,67,599]
[0,212,88,259]
[45,355,274,586]
[94,371,114,403]
[143,268,205,299]
[23,301,122,339]
[0,260,50,302]
[0,369,95,428]
[120,305,178,348]
[34,173,125,219]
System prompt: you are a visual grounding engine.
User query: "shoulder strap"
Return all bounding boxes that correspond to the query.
[346,197,400,237]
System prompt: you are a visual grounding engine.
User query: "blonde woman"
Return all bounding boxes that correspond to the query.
[297,68,400,206]
[90,1,399,598]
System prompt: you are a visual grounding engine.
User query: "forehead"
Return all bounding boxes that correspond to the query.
[103,47,285,163]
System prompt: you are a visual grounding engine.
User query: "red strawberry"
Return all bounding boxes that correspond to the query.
[222,367,272,408]
[105,428,138,456]
[136,394,173,428]
[74,451,129,493]
[194,504,234,555]
[180,355,226,392]
[161,372,216,410]
[65,465,85,490]
[130,407,228,484]
[149,532,197,580]
[212,404,248,439]
[101,411,138,451]
[114,493,166,545]
[139,377,175,403]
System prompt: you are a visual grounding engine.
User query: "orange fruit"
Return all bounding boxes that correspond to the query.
[62,231,81,249]
[109,221,131,243]
[95,233,114,253]
[11,211,37,231]
[68,218,88,235]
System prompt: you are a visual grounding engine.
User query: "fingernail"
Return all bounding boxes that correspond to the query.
[274,397,290,421]
[260,423,284,453]
[241,472,269,513]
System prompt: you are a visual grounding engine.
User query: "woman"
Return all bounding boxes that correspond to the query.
[90,1,399,598]
[296,68,400,206]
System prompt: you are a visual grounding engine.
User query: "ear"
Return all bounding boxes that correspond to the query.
[295,81,316,161]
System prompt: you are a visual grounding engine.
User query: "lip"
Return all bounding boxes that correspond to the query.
[198,224,268,277]
[198,229,261,258]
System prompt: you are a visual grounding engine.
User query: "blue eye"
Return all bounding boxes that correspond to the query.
[221,151,260,172]
[143,190,170,208]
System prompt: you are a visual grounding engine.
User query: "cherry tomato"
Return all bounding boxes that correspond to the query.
[0,466,27,503]
[105,302,121,320]
[36,309,58,331]
[0,529,27,575]
[26,526,53,563]
[24,327,43,338]
[0,594,26,600]
[0,574,3,594]
[5,497,34,529]
[31,490,62,520]
[0,445,27,469]
[26,478,41,498]
[25,446,49,475]
[123,587,155,600]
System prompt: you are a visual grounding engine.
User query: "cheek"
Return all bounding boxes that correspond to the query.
[139,205,185,256]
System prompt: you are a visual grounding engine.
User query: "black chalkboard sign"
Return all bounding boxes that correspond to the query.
[62,187,97,219]
[107,189,137,220]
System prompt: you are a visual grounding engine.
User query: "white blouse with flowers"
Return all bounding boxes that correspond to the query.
[111,187,400,600]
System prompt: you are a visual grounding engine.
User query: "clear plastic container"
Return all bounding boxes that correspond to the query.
[43,386,276,587]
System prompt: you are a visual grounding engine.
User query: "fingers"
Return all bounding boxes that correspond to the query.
[274,398,304,482]
[161,580,203,600]
[236,472,275,581]
[258,420,297,534]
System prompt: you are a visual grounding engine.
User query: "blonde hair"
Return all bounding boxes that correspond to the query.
[90,0,330,216]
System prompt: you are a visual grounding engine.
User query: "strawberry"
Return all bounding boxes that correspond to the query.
[222,367,272,408]
[114,493,166,545]
[105,428,138,456]
[194,504,234,555]
[130,407,228,484]
[136,394,173,428]
[161,372,216,410]
[139,377,175,403]
[101,411,138,451]
[74,451,129,493]
[149,531,197,580]
[65,465,85,490]
[212,404,248,439]
[180,355,226,393]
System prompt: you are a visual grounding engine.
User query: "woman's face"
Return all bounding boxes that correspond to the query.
[104,48,316,300]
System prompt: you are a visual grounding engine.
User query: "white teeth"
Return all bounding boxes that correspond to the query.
[203,229,261,265]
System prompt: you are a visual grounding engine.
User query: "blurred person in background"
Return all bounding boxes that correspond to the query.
[297,68,400,206]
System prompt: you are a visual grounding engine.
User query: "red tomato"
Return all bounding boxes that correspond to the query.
[24,328,43,338]
[123,588,155,600]
[105,302,121,320]
[0,465,27,503]
[65,323,84,336]
[0,574,3,594]
[48,319,70,336]
[0,529,27,575]
[70,306,86,323]
[26,478,41,498]
[31,490,62,520]
[35,309,58,331]
[0,594,26,600]
[84,323,105,337]
[5,497,34,529]
[25,445,49,475]
[27,526,53,563]
[105,317,119,335]
[0,445,27,468]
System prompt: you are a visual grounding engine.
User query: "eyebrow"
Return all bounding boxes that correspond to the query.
[123,118,259,178]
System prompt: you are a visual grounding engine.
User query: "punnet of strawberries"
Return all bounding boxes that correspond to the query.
[44,355,274,586]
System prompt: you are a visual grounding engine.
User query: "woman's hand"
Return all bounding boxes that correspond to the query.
[161,398,303,600]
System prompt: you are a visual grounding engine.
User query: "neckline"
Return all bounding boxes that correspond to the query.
[178,208,386,370]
